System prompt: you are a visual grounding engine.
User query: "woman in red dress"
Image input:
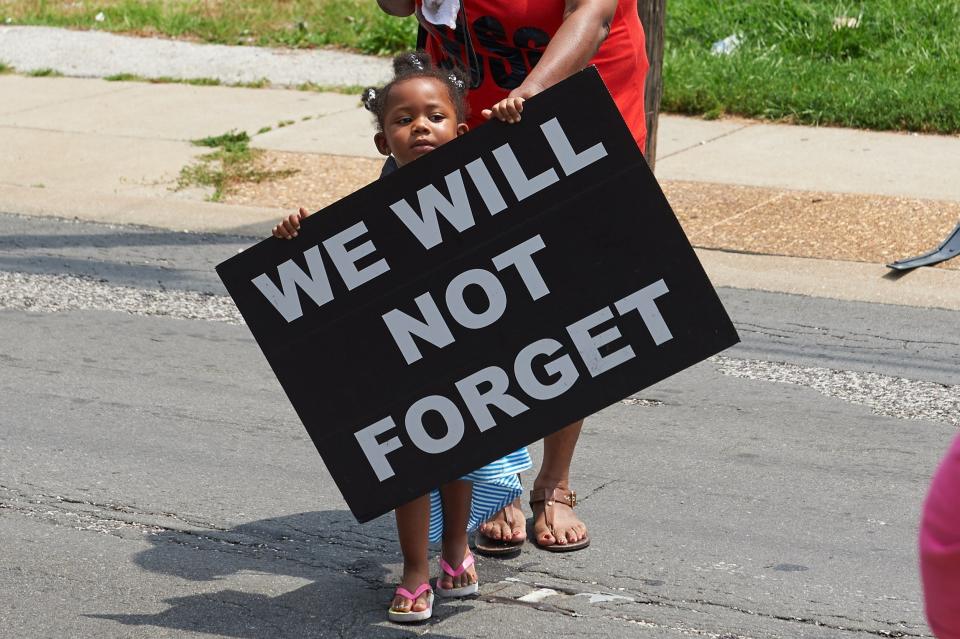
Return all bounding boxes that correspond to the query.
[377,0,650,553]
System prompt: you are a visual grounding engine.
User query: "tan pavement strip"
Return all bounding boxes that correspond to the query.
[224,151,382,213]
[223,151,960,272]
[662,181,960,270]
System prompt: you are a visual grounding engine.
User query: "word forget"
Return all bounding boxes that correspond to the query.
[356,277,672,481]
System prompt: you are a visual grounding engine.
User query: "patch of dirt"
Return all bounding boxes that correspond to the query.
[224,150,960,270]
[662,181,960,269]
[223,150,382,212]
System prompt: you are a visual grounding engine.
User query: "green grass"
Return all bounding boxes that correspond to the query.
[6,0,958,132]
[297,82,365,95]
[3,0,417,55]
[104,72,140,82]
[662,0,960,132]
[179,129,298,201]
[26,68,62,77]
[0,61,14,74]
[103,73,276,90]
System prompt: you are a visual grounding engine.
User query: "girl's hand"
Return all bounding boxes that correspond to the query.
[481,97,525,124]
[273,207,309,239]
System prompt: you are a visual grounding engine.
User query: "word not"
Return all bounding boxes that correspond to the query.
[383,235,548,364]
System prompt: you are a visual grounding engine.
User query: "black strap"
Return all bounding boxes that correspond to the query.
[416,23,428,50]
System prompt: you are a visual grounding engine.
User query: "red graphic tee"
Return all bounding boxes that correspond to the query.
[416,0,649,153]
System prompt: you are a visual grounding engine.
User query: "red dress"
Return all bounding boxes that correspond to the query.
[416,0,649,152]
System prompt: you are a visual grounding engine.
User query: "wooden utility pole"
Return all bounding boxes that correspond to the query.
[638,0,666,171]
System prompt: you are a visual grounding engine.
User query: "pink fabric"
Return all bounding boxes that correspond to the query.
[440,552,475,577]
[395,583,432,601]
[920,434,960,638]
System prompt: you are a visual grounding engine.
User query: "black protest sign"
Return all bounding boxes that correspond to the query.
[217,67,740,523]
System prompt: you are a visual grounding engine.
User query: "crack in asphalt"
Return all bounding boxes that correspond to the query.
[487,568,928,638]
[681,597,926,638]
[0,483,390,580]
[577,479,623,504]
[782,322,960,349]
[735,320,960,356]
[0,483,227,531]
[3,487,929,637]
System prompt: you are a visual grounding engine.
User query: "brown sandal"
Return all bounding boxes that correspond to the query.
[529,487,590,552]
[474,506,525,557]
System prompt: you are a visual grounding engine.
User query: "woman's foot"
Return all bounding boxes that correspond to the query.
[437,539,478,593]
[391,564,432,614]
[530,481,589,550]
[477,499,527,544]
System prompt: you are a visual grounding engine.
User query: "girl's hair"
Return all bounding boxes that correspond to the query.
[362,50,468,130]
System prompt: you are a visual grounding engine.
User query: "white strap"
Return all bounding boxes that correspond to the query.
[421,0,460,29]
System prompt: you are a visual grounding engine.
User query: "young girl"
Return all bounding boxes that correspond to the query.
[272,51,532,623]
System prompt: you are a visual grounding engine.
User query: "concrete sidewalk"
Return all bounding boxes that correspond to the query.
[1,27,959,310]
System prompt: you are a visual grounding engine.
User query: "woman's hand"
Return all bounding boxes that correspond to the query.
[481,96,526,123]
[272,207,309,239]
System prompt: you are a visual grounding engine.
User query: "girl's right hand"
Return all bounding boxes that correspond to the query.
[482,97,525,123]
[273,207,309,239]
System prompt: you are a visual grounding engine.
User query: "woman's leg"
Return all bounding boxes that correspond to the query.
[531,419,588,547]
[392,496,432,612]
[438,480,478,589]
[478,420,588,547]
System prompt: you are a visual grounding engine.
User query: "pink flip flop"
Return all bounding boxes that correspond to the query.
[387,582,433,623]
[435,553,479,597]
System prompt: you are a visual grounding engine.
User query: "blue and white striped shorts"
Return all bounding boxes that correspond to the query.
[427,448,532,542]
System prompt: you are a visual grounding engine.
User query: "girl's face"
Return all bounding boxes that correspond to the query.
[374,77,468,167]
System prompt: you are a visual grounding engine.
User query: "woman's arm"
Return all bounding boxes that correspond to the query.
[376,0,415,17]
[482,0,618,120]
[512,0,618,99]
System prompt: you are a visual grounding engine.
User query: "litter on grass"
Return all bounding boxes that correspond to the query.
[711,34,742,56]
[832,14,862,30]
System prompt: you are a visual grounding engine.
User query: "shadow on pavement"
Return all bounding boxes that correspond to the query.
[88,510,471,638]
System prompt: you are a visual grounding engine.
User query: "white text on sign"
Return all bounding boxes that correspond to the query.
[250,117,606,322]
[356,278,672,482]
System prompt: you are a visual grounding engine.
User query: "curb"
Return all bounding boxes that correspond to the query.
[3,183,957,312]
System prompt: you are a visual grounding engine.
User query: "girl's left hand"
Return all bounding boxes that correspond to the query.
[482,97,525,123]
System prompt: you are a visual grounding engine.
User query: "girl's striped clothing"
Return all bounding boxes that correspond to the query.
[427,448,531,542]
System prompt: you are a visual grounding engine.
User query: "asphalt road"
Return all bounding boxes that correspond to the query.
[1,212,955,638]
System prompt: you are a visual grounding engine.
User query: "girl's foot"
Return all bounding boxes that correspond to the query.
[391,565,432,615]
[436,541,478,594]
[477,498,527,543]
